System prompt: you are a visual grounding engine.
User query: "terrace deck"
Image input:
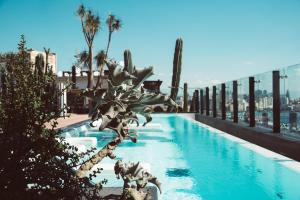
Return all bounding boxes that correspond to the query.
[195,114,300,162]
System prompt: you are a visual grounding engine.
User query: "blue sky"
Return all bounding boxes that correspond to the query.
[1,0,300,91]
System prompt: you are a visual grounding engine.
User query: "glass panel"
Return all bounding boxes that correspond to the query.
[216,84,222,118]
[254,71,273,129]
[209,86,213,116]
[225,81,233,121]
[238,77,249,124]
[280,64,300,138]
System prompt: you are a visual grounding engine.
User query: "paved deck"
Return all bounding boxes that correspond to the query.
[45,114,89,129]
[195,114,300,162]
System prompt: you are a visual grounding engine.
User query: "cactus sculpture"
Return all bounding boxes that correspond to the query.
[124,49,133,74]
[195,90,200,113]
[34,54,45,80]
[114,160,162,199]
[77,59,179,200]
[71,65,76,89]
[44,47,50,72]
[124,49,134,85]
[170,38,183,102]
[190,91,195,112]
[183,82,188,112]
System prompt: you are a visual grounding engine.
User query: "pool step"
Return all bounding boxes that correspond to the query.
[65,137,97,150]
[91,162,151,174]
[128,123,163,132]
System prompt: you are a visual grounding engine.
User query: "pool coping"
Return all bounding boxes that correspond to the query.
[194,114,300,165]
[98,186,158,200]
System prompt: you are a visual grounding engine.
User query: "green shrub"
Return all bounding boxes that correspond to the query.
[0,35,102,199]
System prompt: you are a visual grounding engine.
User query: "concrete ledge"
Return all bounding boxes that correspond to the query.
[195,114,300,162]
[99,187,158,200]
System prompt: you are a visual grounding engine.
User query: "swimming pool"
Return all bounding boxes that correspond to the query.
[63,114,300,200]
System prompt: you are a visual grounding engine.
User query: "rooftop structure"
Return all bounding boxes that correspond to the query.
[143,80,162,94]
[28,49,57,74]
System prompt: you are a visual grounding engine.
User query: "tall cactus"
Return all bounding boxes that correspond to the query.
[71,65,77,89]
[170,38,183,101]
[124,49,134,85]
[34,54,45,79]
[44,47,50,73]
[190,91,195,112]
[195,90,200,113]
[183,82,188,112]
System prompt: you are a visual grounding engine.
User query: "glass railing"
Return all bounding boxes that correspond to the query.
[197,63,300,139]
[209,86,213,116]
[237,77,249,124]
[216,84,222,118]
[280,64,300,137]
[225,81,233,121]
[254,71,273,129]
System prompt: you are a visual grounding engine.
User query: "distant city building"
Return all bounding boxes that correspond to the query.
[28,49,57,74]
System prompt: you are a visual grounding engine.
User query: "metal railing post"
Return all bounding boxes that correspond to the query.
[249,77,255,127]
[233,80,238,123]
[195,90,200,113]
[273,70,280,133]
[200,89,204,114]
[221,83,226,120]
[206,87,209,116]
[213,86,216,117]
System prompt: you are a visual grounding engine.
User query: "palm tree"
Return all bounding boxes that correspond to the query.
[75,50,89,70]
[95,14,121,88]
[77,4,100,89]
[96,14,121,88]
[94,50,106,88]
[105,14,121,57]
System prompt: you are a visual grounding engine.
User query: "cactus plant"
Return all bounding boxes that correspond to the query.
[124,49,133,74]
[71,65,76,89]
[195,90,200,113]
[44,47,50,72]
[183,82,188,112]
[124,49,134,85]
[190,91,195,112]
[34,54,45,80]
[170,38,183,101]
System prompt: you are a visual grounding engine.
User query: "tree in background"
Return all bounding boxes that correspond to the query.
[94,50,106,88]
[0,35,103,199]
[105,14,121,57]
[94,14,121,88]
[75,50,89,71]
[77,4,100,89]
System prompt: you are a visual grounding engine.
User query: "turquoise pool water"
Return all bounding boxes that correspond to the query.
[65,114,300,200]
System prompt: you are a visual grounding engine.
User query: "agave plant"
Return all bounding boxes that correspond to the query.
[76,58,179,199]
